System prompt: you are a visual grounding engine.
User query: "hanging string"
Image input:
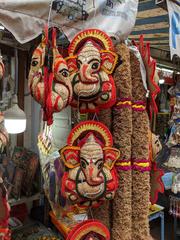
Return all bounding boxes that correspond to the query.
[47,0,54,28]
[92,112,99,121]
[89,207,94,221]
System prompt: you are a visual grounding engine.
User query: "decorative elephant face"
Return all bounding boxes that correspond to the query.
[28,28,72,124]
[60,121,120,208]
[66,29,118,113]
[0,56,4,80]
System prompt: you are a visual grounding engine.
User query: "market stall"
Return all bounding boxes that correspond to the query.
[0,1,179,240]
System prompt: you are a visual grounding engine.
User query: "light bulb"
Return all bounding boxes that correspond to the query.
[4,100,26,134]
[4,119,26,134]
[0,25,5,31]
[159,79,165,84]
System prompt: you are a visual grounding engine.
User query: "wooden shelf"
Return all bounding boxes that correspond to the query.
[9,192,41,206]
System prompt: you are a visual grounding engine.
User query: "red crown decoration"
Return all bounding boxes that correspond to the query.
[133,35,160,119]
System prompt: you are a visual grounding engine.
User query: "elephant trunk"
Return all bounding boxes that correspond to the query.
[85,166,104,186]
[80,64,98,84]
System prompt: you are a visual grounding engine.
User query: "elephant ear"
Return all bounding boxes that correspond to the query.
[66,56,78,74]
[60,146,80,169]
[101,50,118,75]
[103,147,120,170]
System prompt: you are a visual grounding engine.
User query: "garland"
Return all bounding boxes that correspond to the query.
[112,43,132,240]
[130,51,152,240]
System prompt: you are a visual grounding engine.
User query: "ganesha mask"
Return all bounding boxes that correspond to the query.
[66,29,118,113]
[28,27,72,125]
[60,121,120,208]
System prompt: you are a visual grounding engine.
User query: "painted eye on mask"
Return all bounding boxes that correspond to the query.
[59,69,69,78]
[80,158,88,169]
[88,59,100,71]
[31,60,39,67]
[92,62,100,70]
[96,159,103,170]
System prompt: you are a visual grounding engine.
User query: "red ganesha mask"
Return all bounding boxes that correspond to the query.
[28,27,72,125]
[60,121,120,208]
[66,29,118,113]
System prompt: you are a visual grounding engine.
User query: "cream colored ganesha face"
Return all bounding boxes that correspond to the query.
[80,135,104,187]
[61,133,119,207]
[67,32,118,113]
[70,42,110,103]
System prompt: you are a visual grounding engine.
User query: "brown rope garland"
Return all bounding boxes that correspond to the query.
[130,51,152,240]
[112,43,133,240]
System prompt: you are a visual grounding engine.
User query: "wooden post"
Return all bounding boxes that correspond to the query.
[17,50,27,147]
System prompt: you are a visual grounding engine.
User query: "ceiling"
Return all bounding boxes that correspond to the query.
[129,0,170,52]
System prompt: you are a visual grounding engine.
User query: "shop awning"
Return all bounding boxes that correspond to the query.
[0,0,138,44]
[130,0,169,51]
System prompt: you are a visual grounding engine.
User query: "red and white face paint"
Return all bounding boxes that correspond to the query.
[66,29,118,113]
[28,27,72,125]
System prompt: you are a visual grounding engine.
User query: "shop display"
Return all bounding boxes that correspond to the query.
[169,195,180,218]
[172,173,180,194]
[0,156,15,194]
[12,147,39,197]
[11,221,60,240]
[66,29,118,113]
[28,27,72,125]
[164,76,180,171]
[11,167,24,199]
[60,120,119,208]
[0,0,179,239]
[164,147,180,170]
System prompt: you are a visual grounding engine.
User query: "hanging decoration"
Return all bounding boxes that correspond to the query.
[66,220,110,240]
[111,43,133,240]
[133,35,160,119]
[66,29,118,113]
[28,26,72,125]
[60,120,119,208]
[150,132,164,204]
[0,178,11,240]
